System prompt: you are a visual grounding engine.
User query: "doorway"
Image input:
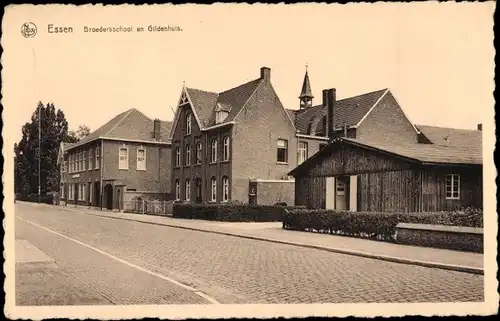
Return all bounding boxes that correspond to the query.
[104,184,113,210]
[335,176,349,211]
[195,178,202,203]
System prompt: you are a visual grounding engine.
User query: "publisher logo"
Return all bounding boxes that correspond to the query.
[21,22,37,38]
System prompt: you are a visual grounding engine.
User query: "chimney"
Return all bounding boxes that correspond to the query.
[260,67,271,81]
[323,88,336,139]
[153,118,161,140]
[477,123,482,131]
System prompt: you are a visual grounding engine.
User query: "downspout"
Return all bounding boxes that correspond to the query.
[100,140,103,210]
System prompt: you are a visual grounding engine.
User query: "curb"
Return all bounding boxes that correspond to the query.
[52,205,484,276]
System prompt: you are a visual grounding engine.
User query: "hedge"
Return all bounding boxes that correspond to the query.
[173,203,306,222]
[16,193,58,205]
[282,207,483,242]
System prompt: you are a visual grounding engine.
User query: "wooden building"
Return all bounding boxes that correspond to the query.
[288,127,483,212]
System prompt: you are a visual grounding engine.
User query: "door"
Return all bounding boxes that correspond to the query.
[104,184,113,210]
[195,178,202,203]
[335,176,349,211]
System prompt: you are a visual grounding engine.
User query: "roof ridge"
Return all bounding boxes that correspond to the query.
[186,87,219,96]
[218,77,262,95]
[104,108,136,137]
[416,124,479,131]
[336,88,388,102]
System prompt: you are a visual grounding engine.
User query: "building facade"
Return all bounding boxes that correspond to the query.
[58,108,172,210]
[169,67,298,205]
[289,124,483,212]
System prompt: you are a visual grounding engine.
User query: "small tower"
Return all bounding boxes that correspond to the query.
[299,64,314,109]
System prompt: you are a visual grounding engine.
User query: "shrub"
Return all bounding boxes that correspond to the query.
[282,207,483,242]
[173,203,297,222]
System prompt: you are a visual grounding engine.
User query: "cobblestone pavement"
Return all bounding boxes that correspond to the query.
[71,207,483,270]
[16,203,484,304]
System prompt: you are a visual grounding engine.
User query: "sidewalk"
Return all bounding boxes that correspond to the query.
[50,203,483,274]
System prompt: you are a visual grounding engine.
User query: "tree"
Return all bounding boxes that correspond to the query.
[14,102,76,197]
[68,124,91,142]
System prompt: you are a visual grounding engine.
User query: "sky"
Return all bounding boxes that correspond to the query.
[3,3,496,143]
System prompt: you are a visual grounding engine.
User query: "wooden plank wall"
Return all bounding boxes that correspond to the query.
[308,144,412,177]
[421,166,482,211]
[357,169,420,212]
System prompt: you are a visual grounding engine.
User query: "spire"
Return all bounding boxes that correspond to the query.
[299,64,314,109]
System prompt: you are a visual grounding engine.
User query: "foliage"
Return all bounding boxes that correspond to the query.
[282,207,483,242]
[68,124,91,142]
[173,203,306,222]
[14,102,79,197]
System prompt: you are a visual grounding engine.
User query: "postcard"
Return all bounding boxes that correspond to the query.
[2,2,497,319]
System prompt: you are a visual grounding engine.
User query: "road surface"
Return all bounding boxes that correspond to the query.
[15,202,484,305]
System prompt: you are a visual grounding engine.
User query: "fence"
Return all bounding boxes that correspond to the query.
[123,199,174,216]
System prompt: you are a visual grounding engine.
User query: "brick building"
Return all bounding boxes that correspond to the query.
[169,67,299,205]
[169,66,435,205]
[58,108,172,210]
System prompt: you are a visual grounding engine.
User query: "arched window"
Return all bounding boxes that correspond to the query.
[196,142,202,164]
[175,179,180,200]
[211,177,217,202]
[186,113,192,135]
[222,176,229,202]
[185,144,191,166]
[175,147,180,167]
[211,139,218,163]
[185,179,191,201]
[223,136,230,161]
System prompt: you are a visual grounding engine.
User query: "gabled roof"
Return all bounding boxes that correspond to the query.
[57,142,74,164]
[289,133,482,176]
[290,88,388,135]
[171,77,263,135]
[415,124,482,149]
[67,108,172,151]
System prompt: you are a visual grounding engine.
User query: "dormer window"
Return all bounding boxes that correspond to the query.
[216,111,229,124]
[215,103,229,124]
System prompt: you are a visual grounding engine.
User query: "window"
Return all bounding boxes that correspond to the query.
[89,183,93,204]
[65,160,68,173]
[185,144,191,166]
[119,146,129,170]
[175,179,180,200]
[137,148,146,170]
[79,151,84,171]
[216,111,229,124]
[95,147,100,169]
[196,142,202,164]
[68,184,74,200]
[88,149,92,170]
[222,176,229,202]
[445,174,460,199]
[336,181,345,196]
[186,113,192,135]
[78,184,84,201]
[277,139,288,163]
[298,141,308,165]
[211,177,217,202]
[211,139,218,163]
[223,137,230,161]
[175,147,180,167]
[185,179,191,201]
[82,151,86,171]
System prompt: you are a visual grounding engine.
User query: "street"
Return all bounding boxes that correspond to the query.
[15,202,484,305]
